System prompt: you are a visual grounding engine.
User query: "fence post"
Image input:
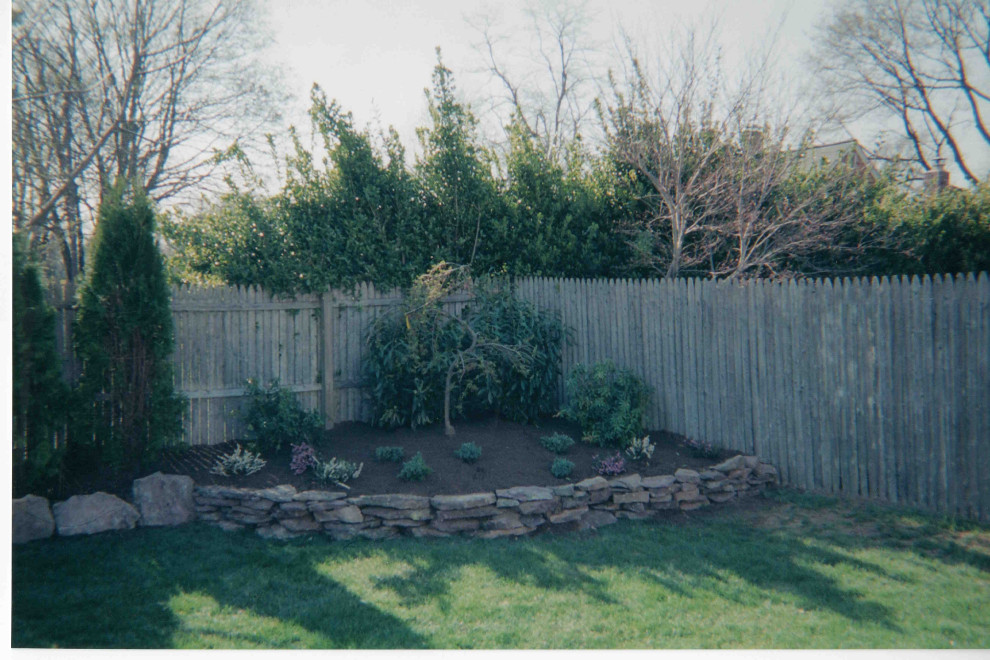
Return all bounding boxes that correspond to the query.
[321,291,336,429]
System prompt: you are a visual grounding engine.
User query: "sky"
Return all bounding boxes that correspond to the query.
[258,0,838,158]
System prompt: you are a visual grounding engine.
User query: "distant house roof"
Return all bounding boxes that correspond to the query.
[793,139,876,178]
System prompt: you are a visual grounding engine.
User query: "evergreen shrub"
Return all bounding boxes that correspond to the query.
[398,452,432,481]
[242,378,323,453]
[550,457,574,479]
[540,432,575,454]
[12,233,69,495]
[454,442,482,463]
[374,446,405,463]
[72,187,184,472]
[560,360,650,448]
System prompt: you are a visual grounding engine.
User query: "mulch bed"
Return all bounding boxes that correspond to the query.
[38,416,733,502]
[157,416,729,497]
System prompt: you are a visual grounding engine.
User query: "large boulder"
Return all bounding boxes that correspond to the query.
[13,495,55,544]
[53,492,140,536]
[133,472,196,526]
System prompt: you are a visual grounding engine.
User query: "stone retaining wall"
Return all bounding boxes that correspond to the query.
[13,455,778,543]
[194,455,778,541]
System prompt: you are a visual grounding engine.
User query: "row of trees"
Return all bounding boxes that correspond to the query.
[163,45,989,295]
[14,0,989,300]
[162,55,633,294]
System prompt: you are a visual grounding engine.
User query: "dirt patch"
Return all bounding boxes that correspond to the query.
[155,416,729,497]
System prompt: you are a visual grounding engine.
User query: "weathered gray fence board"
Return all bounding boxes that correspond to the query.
[978,273,990,522]
[970,274,981,518]
[822,278,840,494]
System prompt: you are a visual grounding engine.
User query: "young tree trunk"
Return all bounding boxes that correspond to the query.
[444,359,457,437]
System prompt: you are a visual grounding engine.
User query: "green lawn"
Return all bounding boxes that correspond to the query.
[12,490,990,649]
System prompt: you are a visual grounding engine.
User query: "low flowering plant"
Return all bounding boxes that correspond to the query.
[290,442,318,475]
[592,452,626,476]
[683,437,719,459]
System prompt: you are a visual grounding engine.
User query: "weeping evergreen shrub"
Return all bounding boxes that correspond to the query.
[12,233,69,496]
[72,186,184,473]
[363,274,565,430]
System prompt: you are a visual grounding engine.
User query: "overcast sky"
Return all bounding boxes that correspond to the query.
[259,0,838,155]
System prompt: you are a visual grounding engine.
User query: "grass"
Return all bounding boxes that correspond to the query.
[12,489,990,649]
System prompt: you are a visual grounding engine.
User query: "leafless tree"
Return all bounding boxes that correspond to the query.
[712,131,879,279]
[12,0,282,287]
[813,0,990,183]
[598,23,772,278]
[469,1,600,162]
[601,20,878,279]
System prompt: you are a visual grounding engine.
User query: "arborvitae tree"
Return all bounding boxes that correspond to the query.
[72,186,183,473]
[12,232,68,496]
[416,49,501,267]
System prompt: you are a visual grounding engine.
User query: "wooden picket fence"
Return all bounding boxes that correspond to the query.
[514,274,989,521]
[168,283,473,445]
[54,273,989,520]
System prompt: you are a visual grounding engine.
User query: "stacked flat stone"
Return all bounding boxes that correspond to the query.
[11,454,777,543]
[187,454,778,541]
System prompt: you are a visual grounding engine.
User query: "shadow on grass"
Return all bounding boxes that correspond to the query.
[371,541,621,607]
[765,488,990,575]
[362,513,900,632]
[11,525,428,649]
[20,490,988,648]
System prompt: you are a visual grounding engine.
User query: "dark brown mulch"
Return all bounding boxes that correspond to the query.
[158,416,729,497]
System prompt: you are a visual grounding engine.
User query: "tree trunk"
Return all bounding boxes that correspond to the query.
[443,359,457,436]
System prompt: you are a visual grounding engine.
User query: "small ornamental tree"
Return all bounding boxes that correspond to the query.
[72,185,184,473]
[364,262,564,435]
[12,233,69,495]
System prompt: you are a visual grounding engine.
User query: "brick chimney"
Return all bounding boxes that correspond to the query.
[924,158,949,193]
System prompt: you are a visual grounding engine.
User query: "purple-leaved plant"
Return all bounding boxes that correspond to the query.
[683,437,720,459]
[593,452,626,476]
[290,442,318,475]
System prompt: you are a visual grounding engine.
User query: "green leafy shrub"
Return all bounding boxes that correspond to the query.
[363,268,565,431]
[398,452,432,481]
[454,442,482,464]
[560,360,650,448]
[242,378,323,453]
[72,186,184,473]
[550,457,574,479]
[210,444,267,477]
[540,432,575,454]
[12,233,69,496]
[625,436,655,462]
[374,446,405,463]
[313,457,363,488]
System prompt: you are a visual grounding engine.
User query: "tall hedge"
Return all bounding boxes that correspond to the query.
[12,233,68,495]
[72,186,183,472]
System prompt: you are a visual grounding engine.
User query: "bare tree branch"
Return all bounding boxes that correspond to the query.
[469,1,599,162]
[12,0,283,285]
[811,0,989,182]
